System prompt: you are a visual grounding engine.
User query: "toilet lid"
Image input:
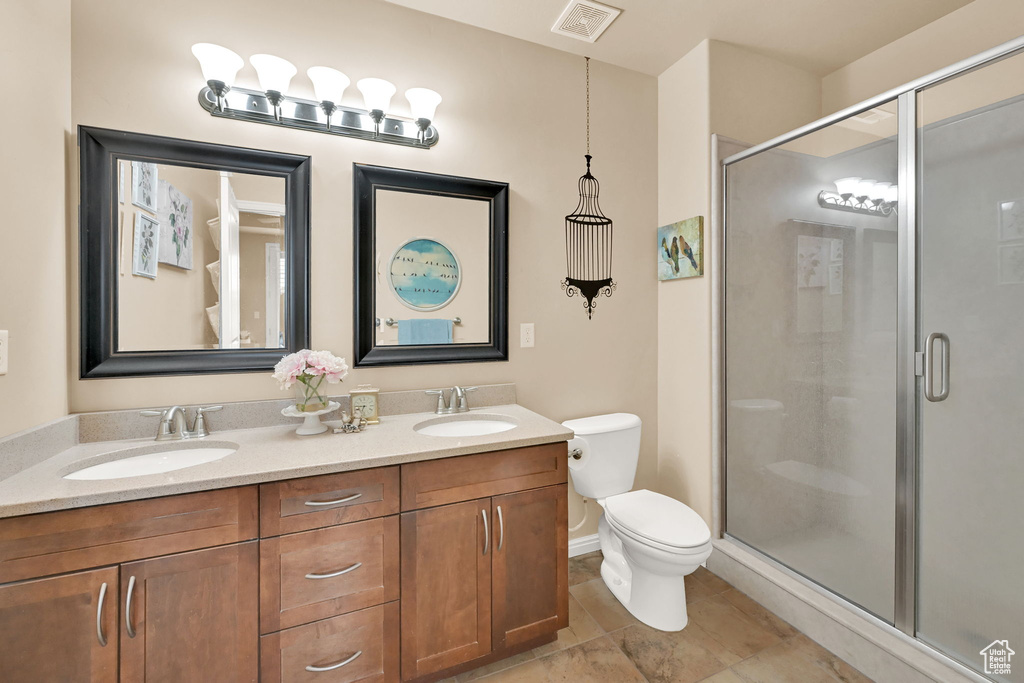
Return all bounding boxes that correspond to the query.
[604,489,711,549]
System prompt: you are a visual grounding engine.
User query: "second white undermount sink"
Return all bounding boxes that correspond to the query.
[64,441,239,481]
[414,414,518,437]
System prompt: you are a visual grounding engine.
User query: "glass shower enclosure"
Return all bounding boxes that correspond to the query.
[723,39,1024,682]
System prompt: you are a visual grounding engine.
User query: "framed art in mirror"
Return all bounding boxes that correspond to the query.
[353,163,508,366]
[79,126,311,378]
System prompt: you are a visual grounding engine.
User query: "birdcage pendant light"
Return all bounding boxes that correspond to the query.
[562,57,615,319]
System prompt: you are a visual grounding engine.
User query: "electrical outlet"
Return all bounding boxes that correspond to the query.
[520,323,535,348]
[0,330,8,375]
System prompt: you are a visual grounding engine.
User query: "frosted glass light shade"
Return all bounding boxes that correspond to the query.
[854,179,877,197]
[357,78,396,113]
[871,182,891,201]
[834,177,862,196]
[307,66,350,105]
[250,54,297,94]
[191,43,244,87]
[883,184,898,203]
[405,88,442,121]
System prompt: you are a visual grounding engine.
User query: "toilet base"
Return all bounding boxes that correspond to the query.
[597,512,710,632]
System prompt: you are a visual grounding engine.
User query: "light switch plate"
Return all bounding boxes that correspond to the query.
[520,323,535,348]
[0,330,8,375]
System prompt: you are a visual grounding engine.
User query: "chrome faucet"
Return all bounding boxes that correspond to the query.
[424,387,478,415]
[141,405,222,441]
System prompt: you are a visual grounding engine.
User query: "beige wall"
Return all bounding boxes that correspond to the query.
[822,0,1024,115]
[657,40,822,525]
[0,0,70,438]
[66,0,659,539]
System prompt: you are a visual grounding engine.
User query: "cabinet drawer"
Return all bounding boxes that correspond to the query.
[261,467,400,537]
[0,486,258,584]
[401,443,568,510]
[260,602,399,683]
[260,516,399,633]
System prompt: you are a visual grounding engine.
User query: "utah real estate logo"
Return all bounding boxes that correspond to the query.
[980,640,1014,676]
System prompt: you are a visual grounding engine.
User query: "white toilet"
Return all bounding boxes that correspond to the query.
[563,413,712,632]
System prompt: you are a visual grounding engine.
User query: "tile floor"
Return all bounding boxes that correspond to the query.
[441,552,873,683]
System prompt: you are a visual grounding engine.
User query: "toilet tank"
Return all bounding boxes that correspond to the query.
[561,413,642,499]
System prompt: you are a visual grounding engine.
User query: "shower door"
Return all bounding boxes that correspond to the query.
[915,53,1024,682]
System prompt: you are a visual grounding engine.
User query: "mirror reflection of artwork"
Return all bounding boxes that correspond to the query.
[387,238,461,310]
[132,212,159,279]
[999,199,1024,241]
[797,235,829,288]
[157,180,194,269]
[131,161,158,212]
[657,216,703,280]
[998,244,1024,284]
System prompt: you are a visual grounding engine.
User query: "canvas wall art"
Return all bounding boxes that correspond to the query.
[131,161,158,213]
[387,238,462,310]
[657,216,703,281]
[132,212,159,279]
[157,180,194,269]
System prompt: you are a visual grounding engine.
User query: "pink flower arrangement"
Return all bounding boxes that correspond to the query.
[273,349,349,411]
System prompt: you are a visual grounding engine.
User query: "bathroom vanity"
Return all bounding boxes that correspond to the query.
[0,401,571,683]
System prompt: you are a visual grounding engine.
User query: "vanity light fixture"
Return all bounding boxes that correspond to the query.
[357,78,397,136]
[562,57,616,319]
[405,88,442,144]
[191,45,439,148]
[191,43,244,112]
[250,54,297,121]
[818,176,898,217]
[307,66,350,131]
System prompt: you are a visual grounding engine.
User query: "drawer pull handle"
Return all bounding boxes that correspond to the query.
[306,562,362,580]
[304,492,362,507]
[305,650,363,672]
[96,582,108,647]
[125,575,137,638]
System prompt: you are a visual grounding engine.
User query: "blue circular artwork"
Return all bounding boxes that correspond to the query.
[387,238,461,311]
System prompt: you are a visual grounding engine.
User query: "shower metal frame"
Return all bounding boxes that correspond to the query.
[718,32,1024,649]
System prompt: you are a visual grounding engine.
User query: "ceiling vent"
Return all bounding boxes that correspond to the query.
[551,0,622,43]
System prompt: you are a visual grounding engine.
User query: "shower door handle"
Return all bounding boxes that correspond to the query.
[923,332,950,402]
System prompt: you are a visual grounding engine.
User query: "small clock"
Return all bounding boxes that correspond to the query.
[349,384,380,424]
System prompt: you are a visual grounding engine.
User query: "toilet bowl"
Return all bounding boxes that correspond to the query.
[562,414,712,632]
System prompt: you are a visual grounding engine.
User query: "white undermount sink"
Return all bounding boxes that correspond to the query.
[414,414,518,437]
[63,441,239,481]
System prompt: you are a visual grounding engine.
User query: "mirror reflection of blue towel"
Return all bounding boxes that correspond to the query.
[398,319,453,345]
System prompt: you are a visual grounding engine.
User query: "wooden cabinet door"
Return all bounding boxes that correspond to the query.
[400,499,492,680]
[0,566,119,682]
[491,485,569,650]
[120,542,259,683]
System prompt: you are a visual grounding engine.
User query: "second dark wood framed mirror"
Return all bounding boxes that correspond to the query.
[353,164,509,367]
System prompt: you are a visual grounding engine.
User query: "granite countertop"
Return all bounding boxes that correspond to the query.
[0,404,573,519]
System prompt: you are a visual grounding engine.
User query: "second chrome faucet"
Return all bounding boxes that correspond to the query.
[425,386,478,414]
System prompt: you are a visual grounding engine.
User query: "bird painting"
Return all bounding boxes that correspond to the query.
[657,216,703,281]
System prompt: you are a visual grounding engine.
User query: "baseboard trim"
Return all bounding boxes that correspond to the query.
[568,533,600,557]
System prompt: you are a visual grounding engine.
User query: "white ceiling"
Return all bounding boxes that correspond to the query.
[382,0,974,76]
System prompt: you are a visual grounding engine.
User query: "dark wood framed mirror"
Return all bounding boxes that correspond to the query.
[353,164,508,367]
[79,126,311,378]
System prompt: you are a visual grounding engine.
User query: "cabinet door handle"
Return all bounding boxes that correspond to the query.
[125,575,137,638]
[96,582,108,647]
[305,650,362,672]
[305,562,362,580]
[497,505,505,552]
[481,509,489,555]
[304,492,361,507]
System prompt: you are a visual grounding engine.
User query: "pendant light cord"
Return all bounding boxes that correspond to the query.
[585,56,591,157]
